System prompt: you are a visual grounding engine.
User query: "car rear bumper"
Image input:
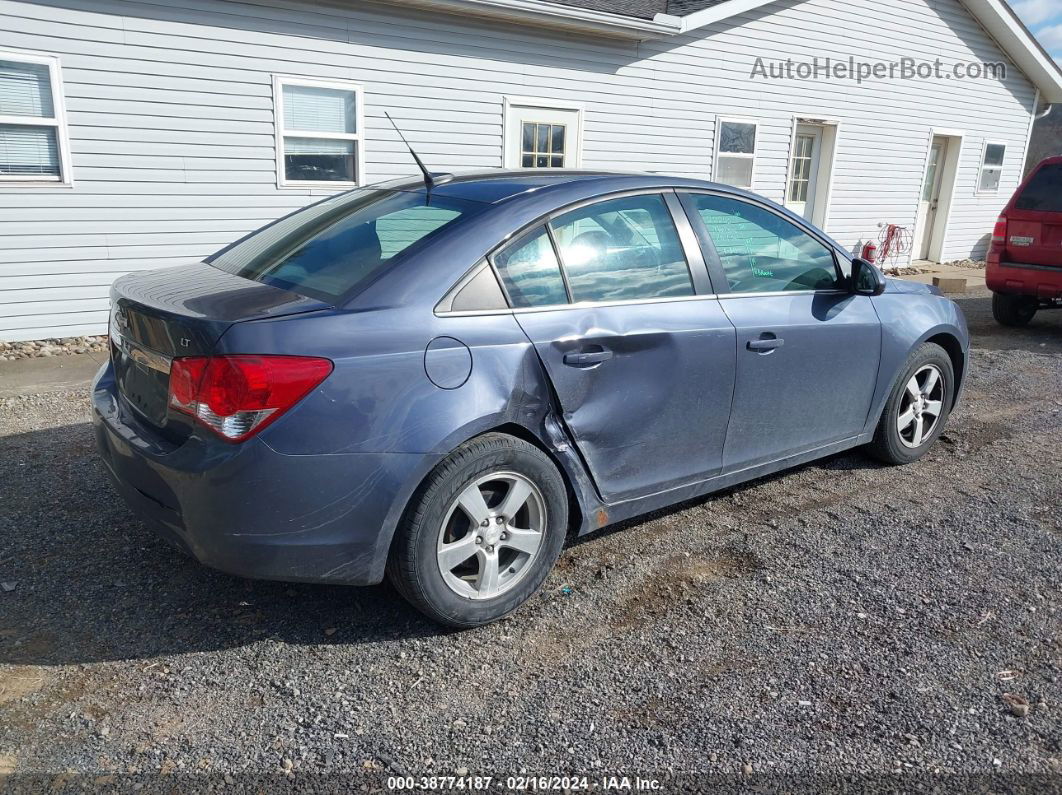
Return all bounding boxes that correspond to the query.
[91,360,436,586]
[987,261,1062,298]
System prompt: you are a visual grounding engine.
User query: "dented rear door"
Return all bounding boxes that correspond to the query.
[514,300,735,503]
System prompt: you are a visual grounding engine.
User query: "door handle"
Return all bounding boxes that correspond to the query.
[747,337,784,353]
[563,349,614,367]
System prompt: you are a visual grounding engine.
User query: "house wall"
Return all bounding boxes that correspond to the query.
[0,0,1038,341]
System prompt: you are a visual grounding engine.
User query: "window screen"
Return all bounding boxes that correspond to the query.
[0,58,61,179]
[978,143,1005,192]
[278,80,361,184]
[689,193,838,293]
[716,120,757,189]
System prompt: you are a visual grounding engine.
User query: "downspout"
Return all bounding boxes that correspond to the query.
[1034,103,1054,120]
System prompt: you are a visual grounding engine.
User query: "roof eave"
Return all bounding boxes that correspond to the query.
[374,0,683,39]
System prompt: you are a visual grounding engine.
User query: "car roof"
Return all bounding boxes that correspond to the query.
[370,169,726,205]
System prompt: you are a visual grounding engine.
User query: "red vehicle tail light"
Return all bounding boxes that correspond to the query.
[987,214,1007,265]
[168,355,333,442]
[991,214,1008,245]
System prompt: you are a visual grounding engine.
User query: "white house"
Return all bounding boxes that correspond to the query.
[1,0,1060,341]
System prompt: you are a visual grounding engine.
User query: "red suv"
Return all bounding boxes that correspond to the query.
[987,155,1062,326]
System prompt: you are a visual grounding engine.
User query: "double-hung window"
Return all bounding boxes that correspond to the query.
[714,118,757,189]
[274,76,364,187]
[0,51,72,185]
[978,142,1005,193]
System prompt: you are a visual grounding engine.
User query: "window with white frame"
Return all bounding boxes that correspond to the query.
[714,119,758,189]
[503,98,583,169]
[274,76,363,187]
[0,51,71,184]
[978,142,1005,192]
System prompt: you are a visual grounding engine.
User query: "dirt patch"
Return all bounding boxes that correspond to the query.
[612,548,761,630]
[0,666,47,705]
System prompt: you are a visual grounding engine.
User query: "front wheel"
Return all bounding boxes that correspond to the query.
[387,433,568,628]
[867,342,954,465]
[992,293,1037,327]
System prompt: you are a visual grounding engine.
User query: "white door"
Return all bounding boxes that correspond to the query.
[786,125,822,221]
[914,138,947,260]
[504,102,582,169]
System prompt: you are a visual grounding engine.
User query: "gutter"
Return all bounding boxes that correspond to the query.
[385,0,683,39]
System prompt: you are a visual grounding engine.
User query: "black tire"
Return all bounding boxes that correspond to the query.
[386,433,568,628]
[867,342,955,465]
[992,292,1037,327]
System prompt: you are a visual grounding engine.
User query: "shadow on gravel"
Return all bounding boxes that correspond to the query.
[0,422,452,666]
[952,294,1062,353]
[0,419,888,667]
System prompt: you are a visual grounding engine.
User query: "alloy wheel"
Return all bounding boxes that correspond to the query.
[436,472,547,600]
[896,364,946,448]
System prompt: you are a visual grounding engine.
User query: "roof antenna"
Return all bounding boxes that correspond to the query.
[385,111,452,193]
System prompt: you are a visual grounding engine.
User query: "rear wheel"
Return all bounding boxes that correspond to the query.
[867,342,954,465]
[992,292,1037,327]
[387,433,567,628]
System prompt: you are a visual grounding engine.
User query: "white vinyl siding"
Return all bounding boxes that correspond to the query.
[0,0,1040,339]
[0,49,72,185]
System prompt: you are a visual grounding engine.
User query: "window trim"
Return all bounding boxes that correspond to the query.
[0,49,73,187]
[502,96,584,169]
[273,74,365,190]
[713,116,759,190]
[976,139,1007,195]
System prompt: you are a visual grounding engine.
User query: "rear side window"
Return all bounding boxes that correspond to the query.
[209,189,481,301]
[549,193,694,303]
[492,227,569,308]
[1014,163,1062,212]
[688,193,837,293]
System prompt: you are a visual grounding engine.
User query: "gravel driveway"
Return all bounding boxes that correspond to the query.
[1,289,1060,788]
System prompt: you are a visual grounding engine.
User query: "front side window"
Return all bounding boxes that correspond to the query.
[275,77,362,186]
[492,226,568,308]
[978,142,1006,192]
[0,52,71,184]
[549,194,694,303]
[210,189,482,301]
[715,119,757,189]
[688,193,838,293]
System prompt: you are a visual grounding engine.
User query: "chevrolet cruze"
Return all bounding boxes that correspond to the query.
[93,170,969,627]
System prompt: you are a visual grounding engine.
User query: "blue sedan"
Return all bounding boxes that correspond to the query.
[93,170,969,627]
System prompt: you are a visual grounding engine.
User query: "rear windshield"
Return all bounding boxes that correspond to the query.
[209,188,483,302]
[1014,163,1062,212]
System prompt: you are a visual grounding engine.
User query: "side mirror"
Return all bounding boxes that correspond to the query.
[850,257,886,296]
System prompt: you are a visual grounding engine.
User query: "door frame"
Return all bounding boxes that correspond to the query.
[914,129,964,263]
[502,96,584,169]
[785,115,840,227]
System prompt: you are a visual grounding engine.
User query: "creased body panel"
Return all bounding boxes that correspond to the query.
[513,298,736,503]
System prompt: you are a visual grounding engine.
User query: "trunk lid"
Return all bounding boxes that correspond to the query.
[109,262,329,437]
[1004,160,1062,268]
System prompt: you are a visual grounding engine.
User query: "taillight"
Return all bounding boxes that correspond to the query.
[168,355,333,442]
[991,214,1008,245]
[988,213,1009,267]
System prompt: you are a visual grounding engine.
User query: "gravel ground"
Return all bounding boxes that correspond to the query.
[0,289,1059,790]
